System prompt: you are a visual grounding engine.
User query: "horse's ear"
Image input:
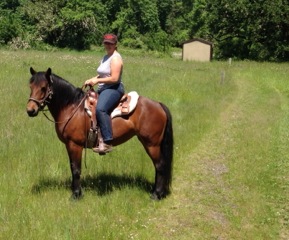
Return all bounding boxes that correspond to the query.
[45,68,53,84]
[30,67,37,75]
[46,68,52,76]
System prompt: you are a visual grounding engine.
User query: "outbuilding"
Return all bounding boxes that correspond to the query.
[182,38,213,62]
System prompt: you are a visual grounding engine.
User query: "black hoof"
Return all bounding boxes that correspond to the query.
[70,190,83,201]
[150,191,167,200]
[150,192,161,200]
[150,189,169,200]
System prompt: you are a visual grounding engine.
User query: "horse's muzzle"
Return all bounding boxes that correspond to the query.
[26,99,40,117]
[26,107,39,117]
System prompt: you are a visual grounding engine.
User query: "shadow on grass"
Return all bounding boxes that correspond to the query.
[31,173,153,197]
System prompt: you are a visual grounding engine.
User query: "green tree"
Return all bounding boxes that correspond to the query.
[205,0,289,61]
[19,0,107,50]
[0,9,21,44]
[0,0,22,44]
[1,0,288,60]
[157,0,173,31]
[107,0,163,50]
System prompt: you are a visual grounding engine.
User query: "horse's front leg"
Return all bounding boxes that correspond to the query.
[66,141,83,200]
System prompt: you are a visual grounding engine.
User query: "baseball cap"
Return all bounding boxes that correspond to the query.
[103,34,118,44]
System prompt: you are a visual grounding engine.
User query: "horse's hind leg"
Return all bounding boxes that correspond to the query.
[66,142,83,199]
[146,146,170,200]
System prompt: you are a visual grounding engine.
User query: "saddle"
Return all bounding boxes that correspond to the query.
[84,89,139,148]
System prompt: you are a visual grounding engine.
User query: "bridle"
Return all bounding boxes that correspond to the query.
[27,76,91,167]
[27,78,88,125]
[28,83,53,110]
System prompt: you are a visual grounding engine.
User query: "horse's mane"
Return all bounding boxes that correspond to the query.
[30,72,84,106]
[51,74,84,105]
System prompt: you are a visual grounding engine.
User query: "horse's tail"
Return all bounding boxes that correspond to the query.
[160,103,174,193]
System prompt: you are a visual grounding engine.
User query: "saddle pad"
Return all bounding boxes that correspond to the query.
[111,91,139,118]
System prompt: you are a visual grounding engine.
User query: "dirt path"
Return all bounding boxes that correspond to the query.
[160,67,288,239]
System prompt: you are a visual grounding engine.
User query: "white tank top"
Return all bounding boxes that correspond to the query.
[96,52,122,91]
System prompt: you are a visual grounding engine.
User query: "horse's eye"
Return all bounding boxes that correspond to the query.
[41,87,46,93]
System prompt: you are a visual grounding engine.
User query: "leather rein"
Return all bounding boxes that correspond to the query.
[28,82,87,125]
[28,81,91,168]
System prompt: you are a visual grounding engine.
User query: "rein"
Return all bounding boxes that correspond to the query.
[40,89,90,169]
[28,73,96,171]
[28,80,89,125]
[41,95,86,125]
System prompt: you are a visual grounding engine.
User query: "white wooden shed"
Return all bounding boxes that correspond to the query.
[182,38,213,62]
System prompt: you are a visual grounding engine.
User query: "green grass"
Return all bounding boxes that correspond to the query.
[0,49,289,239]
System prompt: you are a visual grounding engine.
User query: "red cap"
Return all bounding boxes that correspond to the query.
[103,34,118,44]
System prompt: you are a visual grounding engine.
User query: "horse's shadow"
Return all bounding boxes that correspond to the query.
[31,173,153,197]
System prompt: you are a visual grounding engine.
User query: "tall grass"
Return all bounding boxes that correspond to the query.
[0,49,288,239]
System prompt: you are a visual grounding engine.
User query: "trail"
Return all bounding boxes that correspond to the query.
[157,66,289,239]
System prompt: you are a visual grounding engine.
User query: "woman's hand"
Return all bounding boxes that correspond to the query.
[84,77,98,87]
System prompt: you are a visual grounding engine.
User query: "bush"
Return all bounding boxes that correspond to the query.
[121,38,145,49]
[8,37,30,50]
[0,10,21,44]
[143,30,170,53]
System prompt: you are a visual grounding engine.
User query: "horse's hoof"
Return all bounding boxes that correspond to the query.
[150,190,169,200]
[70,191,83,201]
[150,192,161,201]
[70,194,83,201]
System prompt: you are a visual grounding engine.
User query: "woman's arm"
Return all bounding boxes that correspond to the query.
[85,56,123,86]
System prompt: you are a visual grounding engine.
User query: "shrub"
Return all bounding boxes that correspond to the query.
[0,10,21,44]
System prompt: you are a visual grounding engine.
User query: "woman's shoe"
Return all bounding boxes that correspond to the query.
[93,143,112,154]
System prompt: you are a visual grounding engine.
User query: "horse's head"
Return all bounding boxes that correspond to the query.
[26,67,53,117]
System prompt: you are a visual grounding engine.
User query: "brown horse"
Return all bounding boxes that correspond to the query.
[26,67,173,200]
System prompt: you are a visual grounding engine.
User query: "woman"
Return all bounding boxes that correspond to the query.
[84,33,124,154]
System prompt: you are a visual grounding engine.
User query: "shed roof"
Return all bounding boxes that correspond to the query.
[182,38,213,46]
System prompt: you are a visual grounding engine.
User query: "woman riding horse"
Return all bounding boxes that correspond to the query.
[27,67,173,200]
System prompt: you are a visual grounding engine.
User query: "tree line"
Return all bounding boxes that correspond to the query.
[1,0,288,61]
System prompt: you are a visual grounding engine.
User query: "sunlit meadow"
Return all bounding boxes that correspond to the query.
[0,49,288,239]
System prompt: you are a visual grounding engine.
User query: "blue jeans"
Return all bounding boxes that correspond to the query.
[96,83,124,142]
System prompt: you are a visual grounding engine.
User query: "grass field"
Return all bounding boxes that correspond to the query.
[0,48,289,239]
